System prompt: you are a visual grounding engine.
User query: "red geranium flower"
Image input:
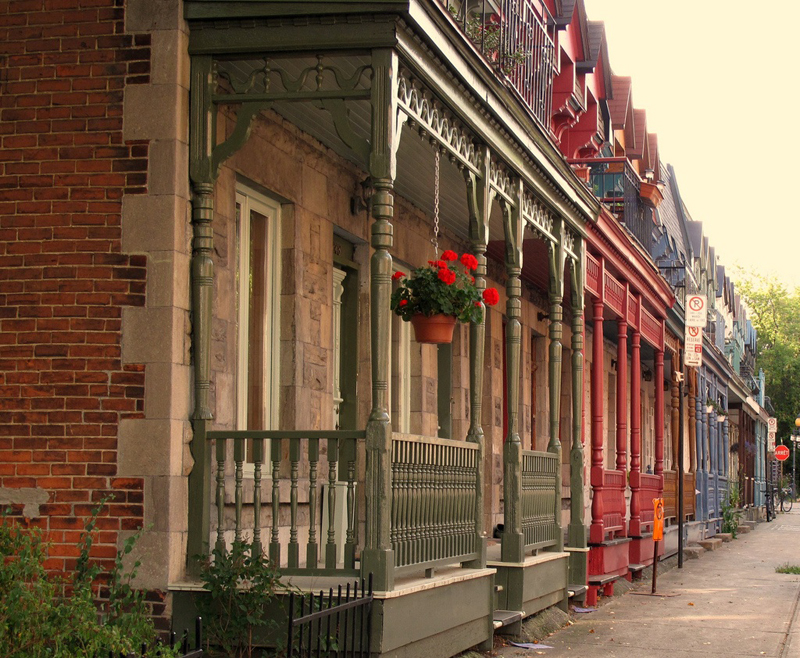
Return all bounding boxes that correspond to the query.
[392,271,405,280]
[441,250,458,262]
[438,268,457,285]
[434,260,447,269]
[399,299,408,307]
[460,253,478,271]
[483,287,500,306]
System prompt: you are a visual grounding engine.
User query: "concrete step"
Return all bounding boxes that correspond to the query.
[683,545,705,559]
[698,537,723,551]
[737,524,752,534]
[715,532,734,543]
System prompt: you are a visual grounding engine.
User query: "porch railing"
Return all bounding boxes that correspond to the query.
[602,469,626,538]
[663,470,697,521]
[441,0,555,130]
[391,433,479,575]
[521,450,559,551]
[663,471,677,519]
[205,430,365,577]
[638,473,661,532]
[683,471,696,519]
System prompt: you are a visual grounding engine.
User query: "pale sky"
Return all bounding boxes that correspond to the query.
[583,0,800,290]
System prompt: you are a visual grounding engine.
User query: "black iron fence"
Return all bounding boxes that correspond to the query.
[287,575,373,658]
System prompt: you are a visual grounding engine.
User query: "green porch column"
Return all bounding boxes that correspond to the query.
[464,155,491,569]
[501,182,525,563]
[187,55,216,568]
[567,247,587,585]
[548,222,567,552]
[361,48,398,592]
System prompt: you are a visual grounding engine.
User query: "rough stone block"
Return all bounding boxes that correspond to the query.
[122,194,188,253]
[683,545,705,560]
[123,83,188,143]
[737,524,752,534]
[715,532,734,542]
[122,306,186,365]
[698,537,723,551]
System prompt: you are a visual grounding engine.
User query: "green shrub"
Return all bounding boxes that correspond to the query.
[197,541,287,658]
[721,483,743,538]
[0,504,175,658]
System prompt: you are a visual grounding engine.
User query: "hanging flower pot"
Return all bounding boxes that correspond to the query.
[410,313,457,344]
[390,250,499,345]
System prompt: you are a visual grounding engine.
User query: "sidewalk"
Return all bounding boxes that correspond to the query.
[495,510,800,657]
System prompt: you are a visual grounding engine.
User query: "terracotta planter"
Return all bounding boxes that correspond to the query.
[410,314,457,344]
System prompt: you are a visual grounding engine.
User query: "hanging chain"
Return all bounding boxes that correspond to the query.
[432,147,440,258]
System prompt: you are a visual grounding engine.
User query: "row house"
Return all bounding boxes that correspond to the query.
[0,0,771,654]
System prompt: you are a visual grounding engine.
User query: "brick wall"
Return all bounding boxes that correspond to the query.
[0,0,151,574]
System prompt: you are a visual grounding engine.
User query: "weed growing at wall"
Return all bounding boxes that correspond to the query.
[0,504,175,658]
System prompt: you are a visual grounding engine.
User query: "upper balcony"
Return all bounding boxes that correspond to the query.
[441,0,556,130]
[569,157,659,253]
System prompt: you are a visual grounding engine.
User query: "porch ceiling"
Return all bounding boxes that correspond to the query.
[219,55,506,247]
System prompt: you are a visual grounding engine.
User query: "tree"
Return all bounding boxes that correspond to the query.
[734,269,800,444]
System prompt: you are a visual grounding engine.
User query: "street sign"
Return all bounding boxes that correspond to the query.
[776,445,790,461]
[653,498,664,541]
[686,295,707,328]
[768,431,776,452]
[768,417,778,432]
[684,325,702,367]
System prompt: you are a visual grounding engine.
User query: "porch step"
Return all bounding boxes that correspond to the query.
[493,610,524,630]
[683,545,705,560]
[628,563,646,574]
[588,572,621,586]
[698,538,722,551]
[715,532,734,543]
[568,584,587,599]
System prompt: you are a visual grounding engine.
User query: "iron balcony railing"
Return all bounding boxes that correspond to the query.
[442,0,556,130]
[570,157,653,252]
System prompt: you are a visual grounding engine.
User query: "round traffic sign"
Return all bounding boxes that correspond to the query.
[776,445,791,461]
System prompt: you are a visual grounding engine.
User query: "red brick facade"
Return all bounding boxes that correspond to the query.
[0,0,151,572]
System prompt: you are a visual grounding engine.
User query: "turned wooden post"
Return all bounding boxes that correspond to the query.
[629,330,641,536]
[655,349,665,480]
[615,315,628,474]
[589,296,606,545]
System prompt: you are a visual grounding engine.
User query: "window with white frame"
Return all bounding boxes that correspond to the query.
[235,185,281,445]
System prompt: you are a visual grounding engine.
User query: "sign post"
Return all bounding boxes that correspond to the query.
[652,498,664,594]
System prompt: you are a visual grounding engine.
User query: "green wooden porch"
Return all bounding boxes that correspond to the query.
[181,0,599,654]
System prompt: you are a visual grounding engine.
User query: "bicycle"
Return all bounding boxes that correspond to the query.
[780,487,794,513]
[765,485,776,522]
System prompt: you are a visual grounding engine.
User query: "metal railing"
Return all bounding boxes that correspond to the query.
[287,575,373,658]
[391,433,479,574]
[521,450,559,550]
[206,430,365,576]
[441,0,555,129]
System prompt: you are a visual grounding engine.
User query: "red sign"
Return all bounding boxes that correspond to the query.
[776,445,790,461]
